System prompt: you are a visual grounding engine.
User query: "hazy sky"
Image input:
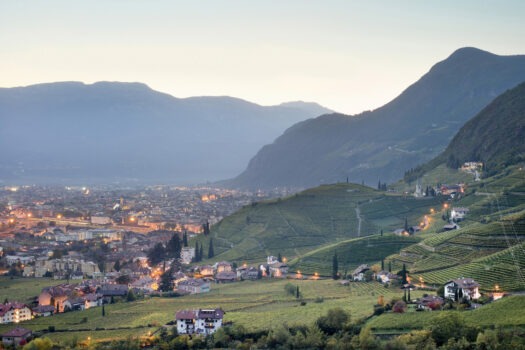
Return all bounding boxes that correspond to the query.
[2,1,525,114]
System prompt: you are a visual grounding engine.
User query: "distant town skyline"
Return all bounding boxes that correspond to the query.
[2,0,525,114]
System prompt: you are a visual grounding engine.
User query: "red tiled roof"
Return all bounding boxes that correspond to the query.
[176,310,197,320]
[1,327,32,337]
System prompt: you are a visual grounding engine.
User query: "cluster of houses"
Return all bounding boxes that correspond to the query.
[0,280,133,326]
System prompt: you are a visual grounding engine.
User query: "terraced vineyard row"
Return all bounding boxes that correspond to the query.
[291,235,419,275]
[418,244,525,291]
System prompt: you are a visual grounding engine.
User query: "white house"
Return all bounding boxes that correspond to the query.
[269,262,288,278]
[177,279,210,294]
[444,278,481,301]
[0,302,32,324]
[352,264,370,281]
[176,308,224,335]
[181,247,195,264]
[451,207,469,221]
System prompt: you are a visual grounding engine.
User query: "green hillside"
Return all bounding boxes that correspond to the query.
[200,183,442,264]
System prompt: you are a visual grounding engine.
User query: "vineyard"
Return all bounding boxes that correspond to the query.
[289,234,420,276]
[368,295,525,331]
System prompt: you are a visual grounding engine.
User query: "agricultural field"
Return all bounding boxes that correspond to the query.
[368,295,525,331]
[0,278,424,342]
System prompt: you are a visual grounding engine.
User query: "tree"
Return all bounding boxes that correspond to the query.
[207,238,214,259]
[202,221,210,235]
[113,260,121,272]
[102,304,105,317]
[277,252,282,262]
[430,312,465,346]
[126,289,136,302]
[182,231,188,247]
[316,308,350,335]
[381,259,384,271]
[296,286,300,299]
[167,233,182,259]
[148,243,165,266]
[399,264,408,284]
[199,244,204,262]
[332,252,339,280]
[193,242,200,262]
[23,337,54,350]
[159,267,174,292]
[388,261,392,273]
[404,217,409,232]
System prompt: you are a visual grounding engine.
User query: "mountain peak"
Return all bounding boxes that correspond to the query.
[449,47,495,59]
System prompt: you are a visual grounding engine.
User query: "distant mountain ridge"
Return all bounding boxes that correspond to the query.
[0,81,331,184]
[226,47,525,190]
[405,80,525,182]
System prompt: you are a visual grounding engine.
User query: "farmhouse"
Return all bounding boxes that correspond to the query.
[451,207,469,221]
[31,305,56,317]
[352,264,370,281]
[214,261,232,273]
[177,278,210,294]
[215,271,237,283]
[1,327,33,347]
[417,295,444,311]
[269,262,289,277]
[237,266,260,280]
[176,308,224,335]
[440,184,465,197]
[444,278,481,301]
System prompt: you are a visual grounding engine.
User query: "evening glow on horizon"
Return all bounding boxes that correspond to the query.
[1,1,525,114]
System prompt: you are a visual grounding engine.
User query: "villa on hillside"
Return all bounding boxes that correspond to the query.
[352,264,370,281]
[175,308,224,335]
[444,278,481,301]
[451,207,469,221]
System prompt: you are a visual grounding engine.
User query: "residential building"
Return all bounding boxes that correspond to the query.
[181,247,195,264]
[1,327,33,347]
[0,302,32,324]
[176,308,224,335]
[352,264,370,281]
[177,279,210,294]
[444,278,481,301]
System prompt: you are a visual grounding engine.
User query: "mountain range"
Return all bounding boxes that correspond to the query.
[0,82,331,184]
[226,47,525,190]
[201,81,525,291]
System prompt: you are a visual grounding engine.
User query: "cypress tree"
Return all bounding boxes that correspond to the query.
[296,286,300,299]
[381,259,384,271]
[277,252,282,262]
[183,231,188,247]
[194,242,200,262]
[199,244,204,262]
[208,238,214,259]
[332,252,339,280]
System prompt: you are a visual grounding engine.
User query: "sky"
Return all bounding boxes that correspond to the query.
[2,1,525,115]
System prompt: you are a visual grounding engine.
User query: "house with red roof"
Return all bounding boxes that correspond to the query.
[0,302,32,324]
[1,327,32,346]
[175,308,224,335]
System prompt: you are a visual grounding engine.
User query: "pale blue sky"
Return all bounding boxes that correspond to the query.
[2,1,524,114]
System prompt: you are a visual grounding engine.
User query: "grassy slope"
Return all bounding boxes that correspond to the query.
[0,278,425,342]
[198,183,444,266]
